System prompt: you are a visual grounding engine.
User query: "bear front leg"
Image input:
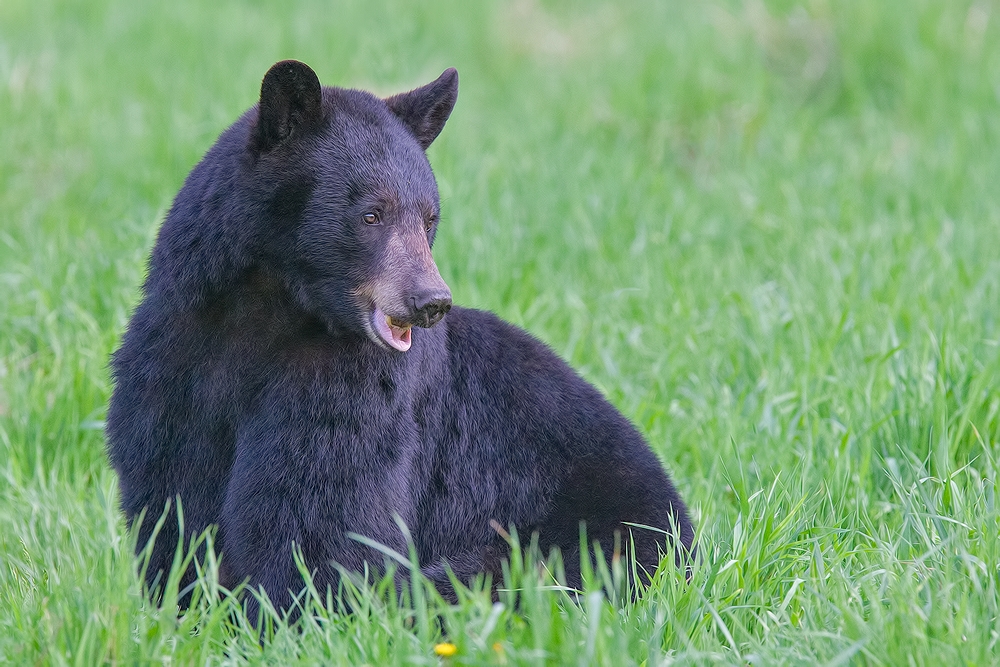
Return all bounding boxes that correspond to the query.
[219,430,313,622]
[219,401,418,620]
[107,396,236,605]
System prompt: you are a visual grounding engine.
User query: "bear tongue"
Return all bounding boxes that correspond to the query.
[372,306,412,352]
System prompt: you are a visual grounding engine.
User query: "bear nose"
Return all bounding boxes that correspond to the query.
[410,289,452,328]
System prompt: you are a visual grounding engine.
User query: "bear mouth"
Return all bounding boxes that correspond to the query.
[371,306,412,352]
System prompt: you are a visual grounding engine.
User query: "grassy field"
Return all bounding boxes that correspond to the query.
[2,0,999,663]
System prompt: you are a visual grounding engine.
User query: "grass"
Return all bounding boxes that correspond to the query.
[2,0,999,663]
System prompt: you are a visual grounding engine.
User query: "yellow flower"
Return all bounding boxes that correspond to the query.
[493,642,506,663]
[433,642,458,657]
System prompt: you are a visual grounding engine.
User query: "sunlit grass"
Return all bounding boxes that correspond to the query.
[1,0,999,663]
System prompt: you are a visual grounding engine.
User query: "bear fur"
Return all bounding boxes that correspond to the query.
[106,60,694,615]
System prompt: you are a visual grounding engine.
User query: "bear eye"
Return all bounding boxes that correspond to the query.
[363,212,379,225]
[424,214,438,232]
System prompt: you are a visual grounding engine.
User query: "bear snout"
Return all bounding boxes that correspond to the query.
[408,288,452,328]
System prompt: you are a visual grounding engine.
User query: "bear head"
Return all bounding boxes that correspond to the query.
[245,60,458,352]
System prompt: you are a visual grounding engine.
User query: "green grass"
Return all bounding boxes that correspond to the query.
[2,0,999,663]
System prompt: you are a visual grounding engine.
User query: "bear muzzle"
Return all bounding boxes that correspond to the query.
[367,231,452,351]
[370,286,451,352]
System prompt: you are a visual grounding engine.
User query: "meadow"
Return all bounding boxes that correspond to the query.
[2,0,999,663]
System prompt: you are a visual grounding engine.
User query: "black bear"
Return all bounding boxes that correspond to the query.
[107,60,694,615]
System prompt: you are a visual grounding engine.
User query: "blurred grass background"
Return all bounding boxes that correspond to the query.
[1,0,999,663]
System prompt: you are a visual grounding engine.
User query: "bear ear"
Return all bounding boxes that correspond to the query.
[385,68,458,150]
[253,60,324,153]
